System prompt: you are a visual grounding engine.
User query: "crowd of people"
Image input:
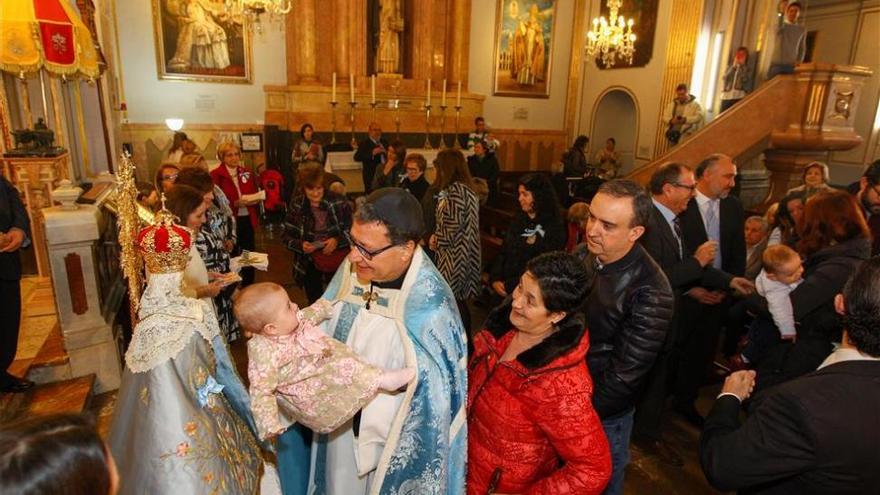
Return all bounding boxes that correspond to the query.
[2,109,880,495]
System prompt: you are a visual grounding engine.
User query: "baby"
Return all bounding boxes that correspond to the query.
[738,244,804,365]
[234,283,414,440]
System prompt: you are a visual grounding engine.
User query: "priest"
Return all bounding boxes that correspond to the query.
[302,188,467,494]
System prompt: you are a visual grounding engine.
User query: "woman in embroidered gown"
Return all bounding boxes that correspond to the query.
[489,173,566,306]
[108,206,265,494]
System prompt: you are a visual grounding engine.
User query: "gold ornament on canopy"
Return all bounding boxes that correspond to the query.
[0,0,101,78]
[585,0,637,68]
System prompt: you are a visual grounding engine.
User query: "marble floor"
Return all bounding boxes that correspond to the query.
[86,224,725,494]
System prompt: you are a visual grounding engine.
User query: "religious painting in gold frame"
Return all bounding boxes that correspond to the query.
[493,0,558,98]
[152,0,252,83]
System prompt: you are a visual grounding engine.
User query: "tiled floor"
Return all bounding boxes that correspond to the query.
[87,225,724,494]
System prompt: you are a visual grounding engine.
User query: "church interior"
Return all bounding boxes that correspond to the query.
[1,0,879,493]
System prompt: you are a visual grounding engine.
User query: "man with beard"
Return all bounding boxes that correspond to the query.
[847,159,880,255]
[671,154,755,427]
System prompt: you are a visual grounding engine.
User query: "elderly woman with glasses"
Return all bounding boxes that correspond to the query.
[211,141,260,286]
[400,153,430,202]
[155,163,180,195]
[283,162,352,304]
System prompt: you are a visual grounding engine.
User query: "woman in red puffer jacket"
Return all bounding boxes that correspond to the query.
[468,252,611,495]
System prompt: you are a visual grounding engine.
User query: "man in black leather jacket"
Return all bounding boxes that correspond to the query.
[583,180,674,494]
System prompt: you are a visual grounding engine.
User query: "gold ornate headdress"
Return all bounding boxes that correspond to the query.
[137,207,192,274]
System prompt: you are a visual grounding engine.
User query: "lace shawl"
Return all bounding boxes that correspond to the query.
[125,271,221,373]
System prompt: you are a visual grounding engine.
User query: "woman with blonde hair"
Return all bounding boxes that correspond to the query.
[211,141,260,285]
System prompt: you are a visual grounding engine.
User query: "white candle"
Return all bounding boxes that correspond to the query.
[349,74,355,103]
[457,81,462,107]
[426,78,431,106]
[442,79,447,107]
[371,75,376,104]
[331,72,337,103]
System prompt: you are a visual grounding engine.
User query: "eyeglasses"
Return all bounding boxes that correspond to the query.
[405,167,420,173]
[161,173,178,181]
[344,231,400,261]
[671,182,696,191]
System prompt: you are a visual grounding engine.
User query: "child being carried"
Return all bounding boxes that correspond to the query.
[736,244,804,367]
[234,282,414,440]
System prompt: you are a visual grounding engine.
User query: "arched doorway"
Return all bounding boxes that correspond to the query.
[590,88,639,176]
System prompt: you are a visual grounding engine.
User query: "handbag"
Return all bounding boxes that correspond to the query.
[312,247,348,273]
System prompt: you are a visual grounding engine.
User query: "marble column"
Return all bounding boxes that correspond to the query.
[448,0,470,87]
[334,0,351,77]
[298,0,319,83]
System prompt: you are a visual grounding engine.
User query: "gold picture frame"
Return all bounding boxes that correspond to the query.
[493,0,558,98]
[152,0,252,84]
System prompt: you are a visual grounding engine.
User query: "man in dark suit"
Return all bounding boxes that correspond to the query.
[846,159,880,256]
[353,122,387,194]
[672,153,754,426]
[700,256,880,494]
[635,162,752,464]
[0,176,33,393]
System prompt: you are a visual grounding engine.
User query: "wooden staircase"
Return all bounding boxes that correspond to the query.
[625,63,873,207]
[0,278,96,425]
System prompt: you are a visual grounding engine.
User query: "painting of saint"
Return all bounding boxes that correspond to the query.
[494,0,557,98]
[152,0,251,83]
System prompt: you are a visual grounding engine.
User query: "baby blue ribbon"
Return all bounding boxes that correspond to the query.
[197,375,225,408]
[522,224,545,238]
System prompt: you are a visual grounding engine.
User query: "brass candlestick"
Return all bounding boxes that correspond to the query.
[394,100,401,140]
[453,105,463,149]
[330,101,339,144]
[423,104,433,149]
[439,105,449,148]
[348,101,357,147]
[392,81,402,140]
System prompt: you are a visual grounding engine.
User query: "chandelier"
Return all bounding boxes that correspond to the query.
[225,0,292,30]
[585,0,637,68]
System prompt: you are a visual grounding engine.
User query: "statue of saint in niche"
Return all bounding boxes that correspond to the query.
[376,0,404,74]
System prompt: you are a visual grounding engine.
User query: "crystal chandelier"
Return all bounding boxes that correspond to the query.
[585,0,637,68]
[225,0,292,30]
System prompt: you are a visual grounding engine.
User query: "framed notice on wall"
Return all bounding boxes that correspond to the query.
[493,0,558,98]
[240,132,263,152]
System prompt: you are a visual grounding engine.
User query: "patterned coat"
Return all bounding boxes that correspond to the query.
[433,182,481,300]
[282,191,352,284]
[195,186,239,341]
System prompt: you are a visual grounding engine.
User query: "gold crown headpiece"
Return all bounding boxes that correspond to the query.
[137,207,191,274]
